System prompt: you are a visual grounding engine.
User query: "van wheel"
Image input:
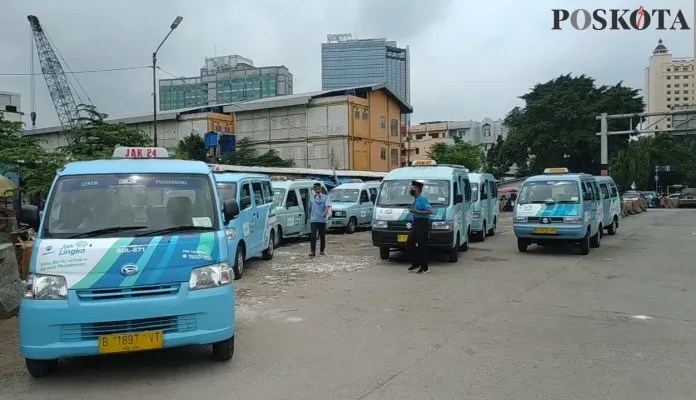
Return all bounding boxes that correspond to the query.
[478,222,487,242]
[488,218,497,237]
[25,358,58,378]
[379,247,390,260]
[448,235,460,263]
[606,218,617,235]
[212,336,234,361]
[274,226,283,248]
[233,246,245,280]
[580,230,591,255]
[262,231,275,260]
[590,226,601,248]
[461,229,470,252]
[517,238,528,253]
[345,217,357,234]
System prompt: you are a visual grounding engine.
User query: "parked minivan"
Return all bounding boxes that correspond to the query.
[271,179,329,245]
[468,173,499,241]
[328,181,380,234]
[594,176,621,235]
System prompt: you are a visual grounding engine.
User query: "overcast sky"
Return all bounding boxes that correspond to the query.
[0,0,693,129]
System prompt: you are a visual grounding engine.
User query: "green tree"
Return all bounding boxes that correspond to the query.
[610,137,652,190]
[427,141,483,171]
[484,135,507,178]
[0,116,64,196]
[175,131,209,161]
[61,104,151,159]
[220,137,294,167]
[501,74,643,175]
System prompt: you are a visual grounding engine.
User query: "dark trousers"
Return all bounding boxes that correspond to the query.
[310,222,327,253]
[407,218,429,267]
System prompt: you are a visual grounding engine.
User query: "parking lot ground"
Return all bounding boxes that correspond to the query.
[3,210,696,399]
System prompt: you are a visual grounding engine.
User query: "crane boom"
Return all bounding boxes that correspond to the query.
[27,15,79,131]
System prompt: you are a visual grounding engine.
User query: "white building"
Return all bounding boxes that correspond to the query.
[0,91,23,123]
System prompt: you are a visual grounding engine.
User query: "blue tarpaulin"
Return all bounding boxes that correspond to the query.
[203,132,218,150]
[219,135,236,154]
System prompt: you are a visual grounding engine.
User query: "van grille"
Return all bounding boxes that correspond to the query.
[76,284,180,301]
[60,314,196,342]
[526,217,565,223]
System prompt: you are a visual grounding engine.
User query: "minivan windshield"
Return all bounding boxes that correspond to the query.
[44,174,219,238]
[330,189,359,203]
[377,180,450,207]
[518,180,580,204]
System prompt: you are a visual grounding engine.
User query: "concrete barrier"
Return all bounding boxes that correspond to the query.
[0,243,24,319]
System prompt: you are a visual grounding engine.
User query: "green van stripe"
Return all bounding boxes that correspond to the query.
[72,238,133,289]
[119,236,162,287]
[197,232,215,255]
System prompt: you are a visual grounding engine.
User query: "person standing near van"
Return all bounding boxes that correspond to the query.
[407,180,433,273]
[309,182,331,256]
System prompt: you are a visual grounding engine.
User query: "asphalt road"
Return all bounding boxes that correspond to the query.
[2,209,696,399]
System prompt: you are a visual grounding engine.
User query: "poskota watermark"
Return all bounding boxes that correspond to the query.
[552,6,690,30]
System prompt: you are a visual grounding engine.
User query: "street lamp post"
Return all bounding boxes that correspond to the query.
[152,16,183,147]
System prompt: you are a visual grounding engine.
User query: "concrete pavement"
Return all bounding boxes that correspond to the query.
[2,209,696,399]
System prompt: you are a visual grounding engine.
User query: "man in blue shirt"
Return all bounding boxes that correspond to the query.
[309,183,331,256]
[407,180,432,273]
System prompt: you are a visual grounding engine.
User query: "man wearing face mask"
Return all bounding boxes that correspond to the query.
[407,180,433,274]
[309,182,331,257]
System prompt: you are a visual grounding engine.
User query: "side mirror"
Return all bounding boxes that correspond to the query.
[454,194,464,204]
[222,199,240,223]
[240,196,252,210]
[20,204,40,231]
[370,194,377,203]
[583,192,593,201]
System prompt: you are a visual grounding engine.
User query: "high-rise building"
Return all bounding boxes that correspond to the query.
[159,55,293,111]
[0,91,22,123]
[643,39,695,130]
[321,34,410,125]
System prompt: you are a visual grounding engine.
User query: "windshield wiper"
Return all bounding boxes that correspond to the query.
[135,225,215,237]
[67,226,148,238]
[379,203,412,207]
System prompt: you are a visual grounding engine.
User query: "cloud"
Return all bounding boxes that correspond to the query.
[0,0,692,129]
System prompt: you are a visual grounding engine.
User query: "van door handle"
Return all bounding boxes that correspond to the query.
[252,212,257,217]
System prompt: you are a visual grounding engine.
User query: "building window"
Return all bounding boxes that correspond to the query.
[482,124,491,137]
[390,119,398,136]
[667,76,671,80]
[380,148,386,160]
[667,97,671,101]
[390,149,398,165]
[380,117,386,129]
[354,109,360,119]
[415,148,420,155]
[362,111,369,120]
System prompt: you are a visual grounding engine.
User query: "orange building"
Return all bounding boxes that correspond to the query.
[227,84,412,172]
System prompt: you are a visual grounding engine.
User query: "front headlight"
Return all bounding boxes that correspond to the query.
[333,211,346,217]
[513,216,527,223]
[24,273,68,300]
[431,221,453,230]
[564,216,583,223]
[472,212,481,218]
[189,262,232,291]
[372,219,387,229]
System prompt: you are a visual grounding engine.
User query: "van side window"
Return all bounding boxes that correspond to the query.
[599,183,609,199]
[480,181,488,199]
[241,183,252,209]
[262,181,274,204]
[251,182,264,205]
[609,184,618,198]
[286,190,299,207]
[453,182,459,197]
[489,180,497,197]
[360,190,369,203]
[464,179,472,201]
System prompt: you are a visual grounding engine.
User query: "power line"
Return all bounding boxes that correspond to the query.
[0,66,150,76]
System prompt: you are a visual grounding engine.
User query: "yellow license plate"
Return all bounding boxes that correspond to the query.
[533,227,557,234]
[397,234,409,243]
[98,330,163,354]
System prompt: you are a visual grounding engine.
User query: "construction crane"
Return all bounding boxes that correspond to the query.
[27,15,81,130]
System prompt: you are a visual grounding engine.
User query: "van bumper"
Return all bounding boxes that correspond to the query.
[19,284,234,360]
[513,224,586,241]
[470,217,482,232]
[329,217,348,228]
[371,229,453,249]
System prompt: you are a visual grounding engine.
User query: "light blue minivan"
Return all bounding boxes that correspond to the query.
[594,176,621,236]
[18,147,236,377]
[213,171,277,280]
[329,181,380,234]
[468,173,499,241]
[513,168,603,255]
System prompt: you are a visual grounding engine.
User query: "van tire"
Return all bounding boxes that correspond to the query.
[590,226,601,248]
[461,229,470,252]
[517,238,528,253]
[379,247,390,260]
[345,217,357,234]
[233,246,245,280]
[580,230,591,255]
[274,226,283,248]
[488,218,497,237]
[606,218,617,235]
[212,336,234,361]
[479,222,487,242]
[25,358,58,378]
[262,230,275,260]
[448,235,460,263]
